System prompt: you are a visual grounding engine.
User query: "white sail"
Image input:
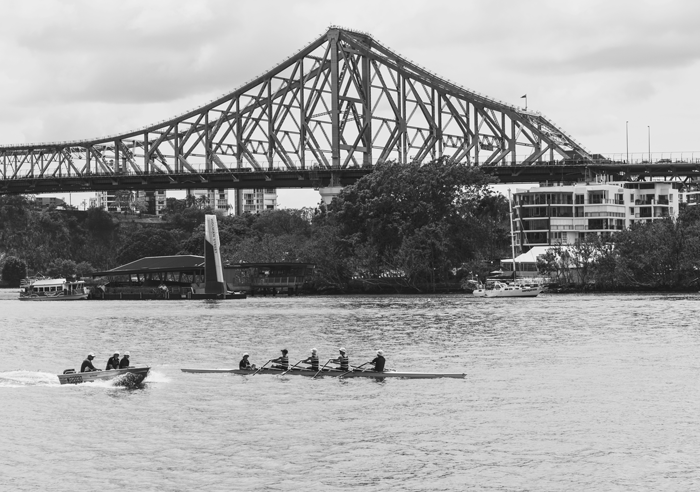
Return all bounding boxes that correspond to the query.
[204,214,225,294]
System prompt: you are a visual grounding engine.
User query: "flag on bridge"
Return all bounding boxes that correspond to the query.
[521,94,527,98]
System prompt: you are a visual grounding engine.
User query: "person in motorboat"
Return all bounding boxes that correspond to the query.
[367,349,386,372]
[270,349,289,370]
[119,351,131,369]
[300,348,319,371]
[330,347,349,372]
[239,353,255,370]
[106,351,120,370]
[80,353,101,373]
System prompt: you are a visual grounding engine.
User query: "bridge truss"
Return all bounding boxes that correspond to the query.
[0,27,594,195]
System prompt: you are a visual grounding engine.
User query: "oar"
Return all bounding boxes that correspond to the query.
[339,362,371,378]
[313,359,334,379]
[252,359,272,376]
[280,359,305,376]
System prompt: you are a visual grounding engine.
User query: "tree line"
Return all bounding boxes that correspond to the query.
[537,206,700,290]
[5,158,696,292]
[0,159,511,292]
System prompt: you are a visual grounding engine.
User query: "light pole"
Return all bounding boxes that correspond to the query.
[648,125,651,163]
[626,121,629,163]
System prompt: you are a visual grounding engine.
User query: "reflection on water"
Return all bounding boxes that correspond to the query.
[2,292,700,490]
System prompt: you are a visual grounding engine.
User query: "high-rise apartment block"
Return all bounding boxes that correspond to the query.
[512,181,685,252]
[94,190,167,215]
[235,188,277,214]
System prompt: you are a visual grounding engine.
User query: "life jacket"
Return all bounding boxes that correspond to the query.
[337,354,349,371]
[277,354,289,368]
[309,354,319,370]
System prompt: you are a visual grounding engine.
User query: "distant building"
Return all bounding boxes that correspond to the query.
[188,188,231,214]
[33,197,66,208]
[512,181,682,252]
[95,190,167,215]
[235,188,277,214]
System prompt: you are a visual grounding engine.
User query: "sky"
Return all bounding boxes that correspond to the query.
[1,0,698,208]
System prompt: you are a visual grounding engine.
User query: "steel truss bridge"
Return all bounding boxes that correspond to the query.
[0,26,696,196]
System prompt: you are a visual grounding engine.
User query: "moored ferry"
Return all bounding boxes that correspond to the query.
[19,278,89,301]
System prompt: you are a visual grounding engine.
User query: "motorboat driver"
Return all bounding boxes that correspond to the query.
[80,353,100,373]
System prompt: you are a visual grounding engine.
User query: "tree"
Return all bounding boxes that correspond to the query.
[327,158,499,286]
[115,227,180,265]
[46,259,79,279]
[2,256,27,286]
[75,261,95,278]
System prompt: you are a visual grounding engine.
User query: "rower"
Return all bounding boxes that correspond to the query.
[239,353,252,370]
[119,351,131,369]
[106,351,120,370]
[330,347,349,372]
[301,348,319,371]
[368,349,386,372]
[270,349,289,370]
[80,353,100,373]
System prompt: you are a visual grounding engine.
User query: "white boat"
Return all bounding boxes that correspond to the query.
[181,367,465,379]
[484,281,541,298]
[19,278,89,301]
[474,189,542,298]
[57,365,150,385]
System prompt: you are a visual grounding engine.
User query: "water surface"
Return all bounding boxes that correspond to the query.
[2,291,699,490]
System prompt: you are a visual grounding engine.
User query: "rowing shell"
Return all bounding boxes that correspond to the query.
[180,367,465,379]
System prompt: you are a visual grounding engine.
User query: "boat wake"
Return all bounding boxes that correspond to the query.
[0,370,60,387]
[143,370,169,384]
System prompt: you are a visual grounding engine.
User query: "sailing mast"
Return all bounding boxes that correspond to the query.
[508,189,517,282]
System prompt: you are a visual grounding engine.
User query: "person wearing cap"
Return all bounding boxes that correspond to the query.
[368,350,386,372]
[301,348,319,371]
[80,353,100,373]
[119,351,131,369]
[106,351,120,370]
[239,353,252,370]
[270,349,289,370]
[330,348,349,372]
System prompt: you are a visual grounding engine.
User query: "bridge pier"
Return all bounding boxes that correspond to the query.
[318,186,343,205]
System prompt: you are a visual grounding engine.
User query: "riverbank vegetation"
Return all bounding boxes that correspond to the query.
[3,158,700,292]
[0,160,510,291]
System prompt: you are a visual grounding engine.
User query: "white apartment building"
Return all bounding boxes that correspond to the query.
[512,181,682,252]
[188,188,231,214]
[95,190,167,215]
[235,188,277,214]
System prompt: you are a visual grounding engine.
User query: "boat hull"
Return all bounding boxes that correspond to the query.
[181,367,465,379]
[483,288,541,298]
[20,292,89,301]
[57,366,150,385]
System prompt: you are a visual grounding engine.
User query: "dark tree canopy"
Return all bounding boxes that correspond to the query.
[2,256,27,286]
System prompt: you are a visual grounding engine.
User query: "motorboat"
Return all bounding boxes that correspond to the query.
[181,367,465,379]
[19,277,89,300]
[57,365,150,385]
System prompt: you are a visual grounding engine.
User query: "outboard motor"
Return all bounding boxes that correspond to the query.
[63,369,76,375]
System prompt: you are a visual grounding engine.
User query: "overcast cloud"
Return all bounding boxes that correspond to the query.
[1,0,698,206]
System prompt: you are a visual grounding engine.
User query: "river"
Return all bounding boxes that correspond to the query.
[1,290,699,491]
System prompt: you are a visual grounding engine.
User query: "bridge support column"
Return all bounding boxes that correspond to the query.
[318,186,343,205]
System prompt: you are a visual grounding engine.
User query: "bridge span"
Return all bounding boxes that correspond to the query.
[0,26,697,197]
